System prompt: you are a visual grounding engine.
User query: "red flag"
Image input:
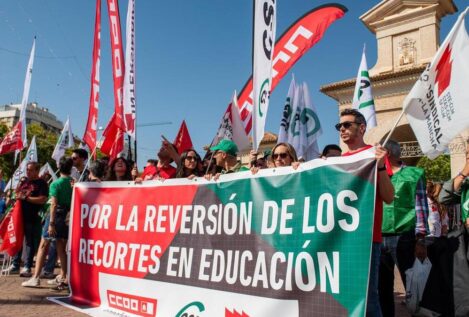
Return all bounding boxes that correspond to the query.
[106,0,126,130]
[235,4,347,133]
[83,0,102,152]
[0,121,23,155]
[173,120,193,154]
[0,201,24,257]
[100,114,124,160]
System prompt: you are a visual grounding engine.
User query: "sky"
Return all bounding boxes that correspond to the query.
[0,0,467,168]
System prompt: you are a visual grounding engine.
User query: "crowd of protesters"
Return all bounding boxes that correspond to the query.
[0,109,468,316]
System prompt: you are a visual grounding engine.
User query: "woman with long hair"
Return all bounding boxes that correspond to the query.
[175,149,202,179]
[269,142,299,168]
[106,157,132,181]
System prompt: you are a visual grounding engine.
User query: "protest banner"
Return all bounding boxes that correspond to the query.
[52,150,376,317]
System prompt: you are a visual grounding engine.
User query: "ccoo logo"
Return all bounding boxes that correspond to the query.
[107,290,157,317]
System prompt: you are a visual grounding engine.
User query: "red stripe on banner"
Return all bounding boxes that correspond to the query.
[236,4,347,134]
[106,0,125,130]
[83,0,101,152]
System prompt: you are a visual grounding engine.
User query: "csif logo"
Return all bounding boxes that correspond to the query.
[174,301,205,317]
[107,290,157,317]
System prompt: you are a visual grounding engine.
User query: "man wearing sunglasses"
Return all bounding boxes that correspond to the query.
[71,148,89,182]
[338,108,394,317]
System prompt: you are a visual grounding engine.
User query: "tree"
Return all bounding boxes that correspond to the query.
[0,123,61,179]
[417,155,451,182]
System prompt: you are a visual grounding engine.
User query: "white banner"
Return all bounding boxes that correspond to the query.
[403,7,469,159]
[123,0,136,139]
[39,162,58,182]
[252,0,276,151]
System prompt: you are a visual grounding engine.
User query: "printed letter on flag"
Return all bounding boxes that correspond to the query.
[52,117,74,165]
[0,38,36,155]
[352,45,377,129]
[252,0,276,151]
[83,0,101,152]
[123,0,136,139]
[403,8,469,159]
[278,76,296,144]
[107,0,126,130]
[235,5,347,134]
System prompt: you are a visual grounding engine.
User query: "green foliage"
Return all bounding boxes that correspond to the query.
[416,155,451,182]
[0,123,80,179]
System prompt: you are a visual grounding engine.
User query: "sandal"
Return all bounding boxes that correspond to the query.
[51,281,69,292]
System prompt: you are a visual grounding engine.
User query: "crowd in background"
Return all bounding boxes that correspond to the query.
[0,109,468,317]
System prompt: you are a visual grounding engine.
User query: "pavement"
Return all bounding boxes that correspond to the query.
[0,267,411,317]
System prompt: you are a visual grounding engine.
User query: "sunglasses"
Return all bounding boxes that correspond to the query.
[71,156,79,160]
[272,152,289,160]
[335,121,360,131]
[185,156,197,161]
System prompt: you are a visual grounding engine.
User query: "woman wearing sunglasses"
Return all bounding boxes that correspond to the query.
[175,149,202,179]
[251,142,300,174]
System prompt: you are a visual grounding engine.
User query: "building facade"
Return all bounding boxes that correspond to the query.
[0,102,63,134]
[320,0,467,175]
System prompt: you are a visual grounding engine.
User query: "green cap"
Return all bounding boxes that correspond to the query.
[210,139,239,156]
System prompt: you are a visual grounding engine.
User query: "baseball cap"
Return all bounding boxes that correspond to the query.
[210,139,239,156]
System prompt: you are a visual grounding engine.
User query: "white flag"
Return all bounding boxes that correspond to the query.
[5,136,38,191]
[51,117,74,164]
[301,82,322,160]
[288,83,322,160]
[39,162,57,182]
[252,0,276,151]
[123,0,136,139]
[403,7,469,159]
[352,45,377,129]
[278,76,296,144]
[212,91,251,152]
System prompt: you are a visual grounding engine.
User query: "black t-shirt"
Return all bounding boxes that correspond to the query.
[19,178,49,223]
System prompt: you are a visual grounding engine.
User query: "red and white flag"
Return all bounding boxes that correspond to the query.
[83,0,102,152]
[212,92,251,152]
[0,201,24,256]
[235,5,346,134]
[123,0,136,139]
[0,38,36,155]
[106,0,125,130]
[100,114,124,160]
[252,0,276,151]
[173,120,193,154]
[403,7,469,159]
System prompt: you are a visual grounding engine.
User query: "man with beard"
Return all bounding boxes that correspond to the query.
[338,109,394,317]
[141,141,177,180]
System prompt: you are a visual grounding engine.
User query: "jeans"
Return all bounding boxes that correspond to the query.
[12,221,41,269]
[367,242,383,317]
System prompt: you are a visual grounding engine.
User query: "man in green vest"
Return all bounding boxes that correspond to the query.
[379,140,429,317]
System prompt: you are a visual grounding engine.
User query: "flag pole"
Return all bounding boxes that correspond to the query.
[381,109,405,147]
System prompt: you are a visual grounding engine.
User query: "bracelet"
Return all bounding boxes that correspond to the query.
[49,222,55,226]
[378,166,387,172]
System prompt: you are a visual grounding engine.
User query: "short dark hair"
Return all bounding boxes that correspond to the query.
[59,157,74,175]
[322,144,342,157]
[26,161,40,171]
[147,159,157,166]
[73,148,88,160]
[340,109,366,126]
[89,160,106,179]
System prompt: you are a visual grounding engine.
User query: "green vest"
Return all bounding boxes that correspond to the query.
[382,166,425,234]
[462,180,469,223]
